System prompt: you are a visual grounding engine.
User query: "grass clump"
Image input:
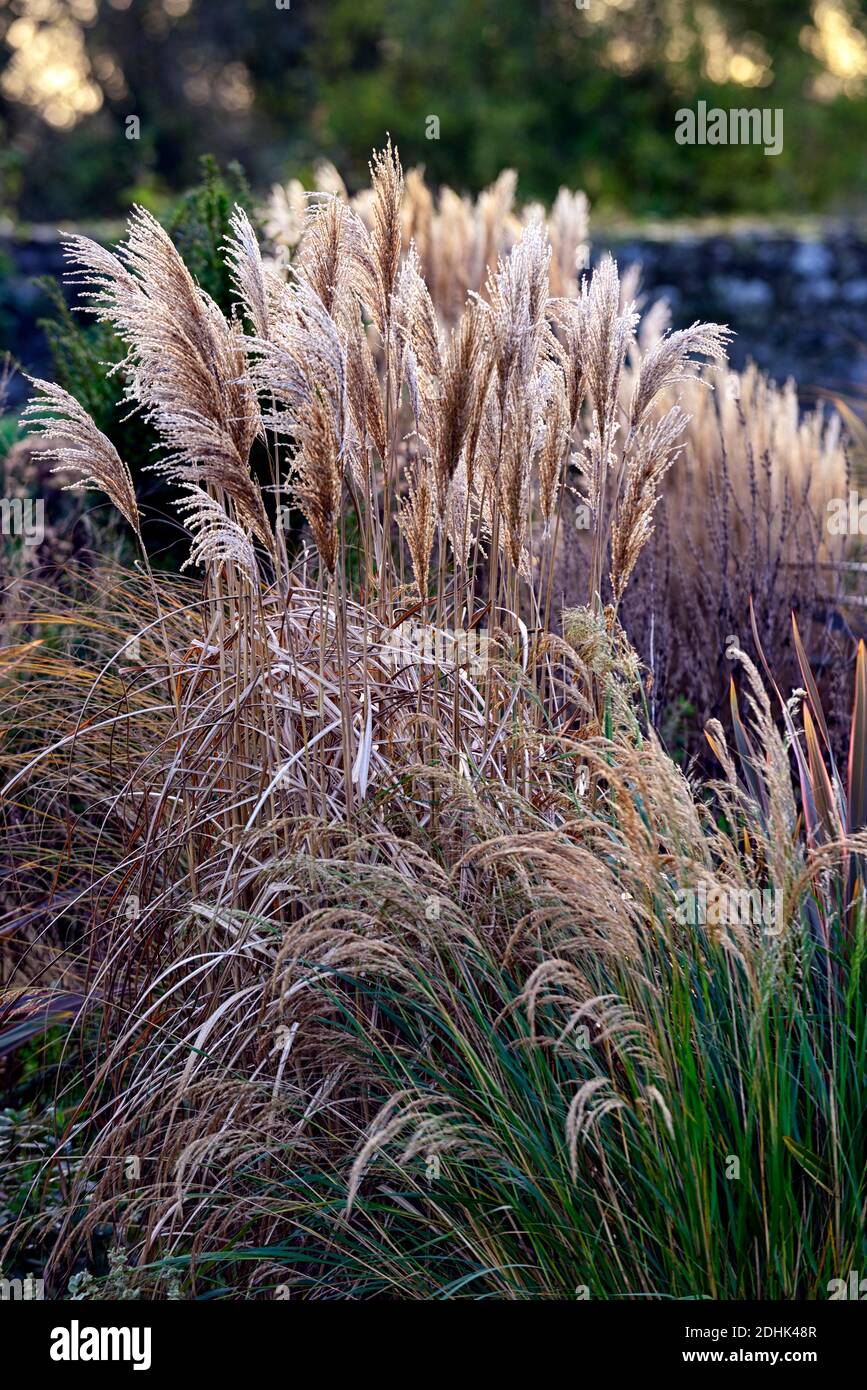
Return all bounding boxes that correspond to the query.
[0,147,863,1301]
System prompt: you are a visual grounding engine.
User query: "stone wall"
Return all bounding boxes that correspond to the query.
[3,221,867,408]
[597,221,867,404]
[1,227,70,408]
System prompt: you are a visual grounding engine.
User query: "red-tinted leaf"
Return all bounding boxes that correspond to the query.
[848,639,867,834]
[729,678,768,824]
[0,989,90,1058]
[803,705,842,846]
[793,612,833,758]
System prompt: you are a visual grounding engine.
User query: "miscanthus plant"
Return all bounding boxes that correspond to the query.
[17,138,729,811]
[1,144,863,1300]
[620,362,852,756]
[261,158,591,323]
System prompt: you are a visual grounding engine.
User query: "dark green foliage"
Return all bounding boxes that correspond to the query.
[0,246,16,359]
[37,278,148,472]
[0,1034,89,1288]
[166,157,255,316]
[3,0,867,220]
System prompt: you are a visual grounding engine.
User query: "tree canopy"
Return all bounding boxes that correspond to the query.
[1,0,867,219]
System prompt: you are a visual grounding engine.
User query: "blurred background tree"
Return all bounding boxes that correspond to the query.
[1,0,867,220]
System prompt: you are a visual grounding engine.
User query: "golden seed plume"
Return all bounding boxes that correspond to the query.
[23,377,141,536]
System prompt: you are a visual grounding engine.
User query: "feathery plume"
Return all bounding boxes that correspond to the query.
[547,296,590,430]
[481,218,552,414]
[581,255,638,520]
[584,254,637,439]
[629,320,731,429]
[432,300,486,517]
[398,459,436,597]
[394,244,442,384]
[225,205,270,339]
[538,364,570,537]
[367,138,405,334]
[547,187,590,298]
[64,208,271,552]
[179,485,258,584]
[22,377,140,536]
[498,374,545,568]
[293,392,344,576]
[346,306,387,463]
[610,405,687,604]
[445,456,473,567]
[294,194,368,323]
[393,244,442,449]
[251,277,347,449]
[402,167,434,280]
